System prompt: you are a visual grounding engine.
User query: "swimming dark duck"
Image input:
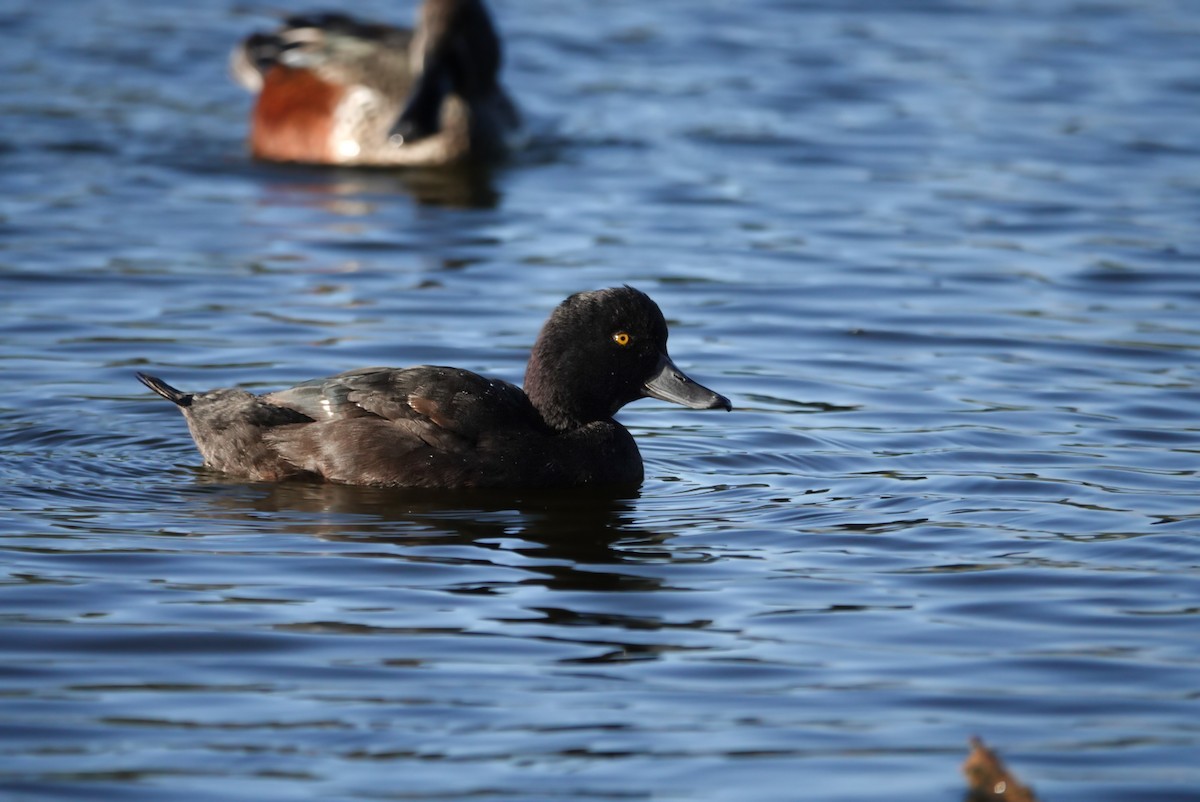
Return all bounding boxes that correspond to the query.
[137,287,731,489]
[230,0,519,166]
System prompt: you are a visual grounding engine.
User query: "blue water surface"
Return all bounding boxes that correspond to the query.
[1,1,1198,800]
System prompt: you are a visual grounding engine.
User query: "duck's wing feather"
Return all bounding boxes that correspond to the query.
[260,366,550,486]
[264,365,542,437]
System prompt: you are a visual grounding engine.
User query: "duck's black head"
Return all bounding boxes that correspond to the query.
[524,287,731,431]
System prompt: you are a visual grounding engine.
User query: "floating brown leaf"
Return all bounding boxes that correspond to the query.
[962,737,1039,802]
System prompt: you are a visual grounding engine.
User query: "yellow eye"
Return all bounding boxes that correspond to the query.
[612,332,632,347]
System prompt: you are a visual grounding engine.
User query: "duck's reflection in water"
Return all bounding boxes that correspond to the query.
[247,162,502,210]
[195,478,681,596]
[192,480,702,662]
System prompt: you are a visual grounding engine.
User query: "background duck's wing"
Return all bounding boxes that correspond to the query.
[231,14,414,92]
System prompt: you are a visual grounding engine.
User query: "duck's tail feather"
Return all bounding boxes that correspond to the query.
[136,372,193,408]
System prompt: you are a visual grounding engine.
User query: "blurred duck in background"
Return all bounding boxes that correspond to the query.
[230,0,520,166]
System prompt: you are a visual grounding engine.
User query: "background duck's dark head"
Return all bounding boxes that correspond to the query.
[390,0,503,144]
[524,287,731,431]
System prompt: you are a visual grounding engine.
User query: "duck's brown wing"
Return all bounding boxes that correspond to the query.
[261,366,548,487]
[264,366,537,430]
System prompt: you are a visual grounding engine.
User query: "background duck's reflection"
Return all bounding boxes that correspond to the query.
[245,162,503,210]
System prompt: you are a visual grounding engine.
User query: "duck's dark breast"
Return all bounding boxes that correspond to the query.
[251,66,343,164]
